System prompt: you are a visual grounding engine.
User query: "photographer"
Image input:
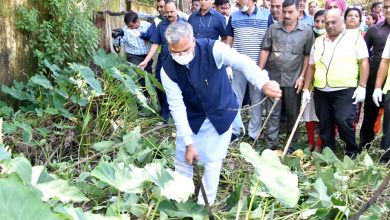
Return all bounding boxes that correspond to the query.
[113,11,153,73]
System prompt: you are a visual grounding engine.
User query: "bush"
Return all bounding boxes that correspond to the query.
[16,0,101,70]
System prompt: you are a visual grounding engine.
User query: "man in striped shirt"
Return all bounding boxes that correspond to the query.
[225,0,270,140]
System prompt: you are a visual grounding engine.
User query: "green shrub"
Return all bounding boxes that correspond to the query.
[16,0,101,70]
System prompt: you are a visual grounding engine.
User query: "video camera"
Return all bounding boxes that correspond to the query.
[112,28,124,53]
[112,28,124,38]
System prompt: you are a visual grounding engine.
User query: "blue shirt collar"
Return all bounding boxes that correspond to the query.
[195,8,216,16]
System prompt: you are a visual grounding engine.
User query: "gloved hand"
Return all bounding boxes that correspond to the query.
[226,66,233,81]
[372,88,383,107]
[352,86,366,104]
[302,89,311,104]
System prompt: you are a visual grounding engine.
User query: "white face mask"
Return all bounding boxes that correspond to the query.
[172,52,194,65]
[239,4,249,12]
[239,0,249,12]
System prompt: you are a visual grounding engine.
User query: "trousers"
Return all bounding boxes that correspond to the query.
[381,92,390,161]
[314,88,360,156]
[232,69,263,139]
[265,87,301,149]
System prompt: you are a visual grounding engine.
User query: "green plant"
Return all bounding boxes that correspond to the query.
[16,0,101,70]
[1,50,161,161]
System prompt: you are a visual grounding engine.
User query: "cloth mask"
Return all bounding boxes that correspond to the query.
[172,52,194,65]
[313,27,326,36]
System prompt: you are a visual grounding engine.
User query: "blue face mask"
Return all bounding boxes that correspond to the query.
[313,27,326,35]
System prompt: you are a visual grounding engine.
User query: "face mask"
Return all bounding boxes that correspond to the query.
[239,4,249,12]
[172,52,194,65]
[313,27,326,35]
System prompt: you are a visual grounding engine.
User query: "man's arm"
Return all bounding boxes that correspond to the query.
[258,50,270,70]
[213,41,282,98]
[139,43,159,69]
[224,16,234,46]
[358,57,370,87]
[258,28,272,69]
[375,58,390,88]
[224,36,233,47]
[295,55,309,93]
[140,22,156,40]
[364,27,374,57]
[160,68,198,164]
[303,64,315,90]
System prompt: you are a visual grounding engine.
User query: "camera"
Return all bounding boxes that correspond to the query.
[112,28,124,38]
[112,28,124,53]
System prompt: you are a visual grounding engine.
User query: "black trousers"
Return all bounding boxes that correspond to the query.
[360,59,382,147]
[381,92,390,161]
[360,86,381,147]
[126,53,152,73]
[314,88,360,156]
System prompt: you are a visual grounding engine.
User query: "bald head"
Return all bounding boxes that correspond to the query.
[325,8,344,39]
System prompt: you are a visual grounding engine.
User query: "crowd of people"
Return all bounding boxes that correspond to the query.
[115,0,390,205]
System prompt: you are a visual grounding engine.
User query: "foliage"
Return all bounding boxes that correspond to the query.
[16,0,101,70]
[1,49,161,159]
[0,29,389,219]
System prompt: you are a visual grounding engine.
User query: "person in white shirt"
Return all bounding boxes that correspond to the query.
[160,22,282,204]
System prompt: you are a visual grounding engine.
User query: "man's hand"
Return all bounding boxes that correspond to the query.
[302,89,311,104]
[372,88,383,107]
[352,86,366,104]
[262,80,282,100]
[226,66,233,81]
[138,60,148,70]
[295,77,304,94]
[185,144,199,165]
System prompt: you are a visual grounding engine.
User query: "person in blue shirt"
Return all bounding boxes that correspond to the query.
[140,0,166,41]
[188,0,227,40]
[225,0,270,141]
[161,22,282,205]
[298,0,313,26]
[139,0,187,123]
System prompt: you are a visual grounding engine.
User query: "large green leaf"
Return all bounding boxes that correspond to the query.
[1,84,28,101]
[30,74,54,90]
[31,166,55,185]
[14,122,33,143]
[157,200,207,220]
[0,177,61,220]
[122,126,141,154]
[44,59,61,77]
[239,143,300,208]
[55,205,122,220]
[91,162,147,193]
[69,63,105,96]
[92,141,116,152]
[5,157,32,184]
[110,67,154,113]
[93,49,118,70]
[144,163,194,202]
[313,147,340,165]
[305,178,332,208]
[35,179,89,203]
